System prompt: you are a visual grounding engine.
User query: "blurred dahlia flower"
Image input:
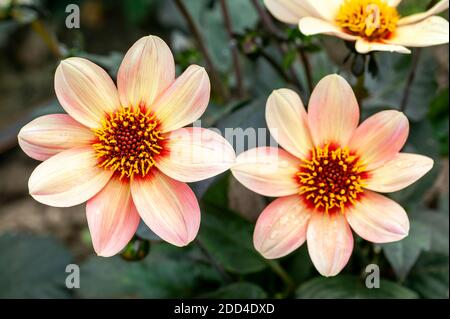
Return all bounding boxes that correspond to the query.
[264,0,449,54]
[18,35,235,256]
[231,74,433,276]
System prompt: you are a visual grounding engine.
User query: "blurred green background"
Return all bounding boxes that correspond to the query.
[0,0,448,299]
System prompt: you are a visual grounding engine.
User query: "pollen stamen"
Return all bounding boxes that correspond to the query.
[297,144,368,214]
[336,0,399,40]
[92,107,164,180]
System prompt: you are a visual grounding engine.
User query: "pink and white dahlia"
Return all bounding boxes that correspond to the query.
[231,74,433,276]
[264,0,449,54]
[18,35,235,256]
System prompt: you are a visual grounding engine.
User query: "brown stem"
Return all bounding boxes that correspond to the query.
[173,0,229,101]
[400,49,422,112]
[219,0,245,98]
[250,0,304,92]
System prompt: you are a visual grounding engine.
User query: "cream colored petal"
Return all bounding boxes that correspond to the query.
[254,195,311,259]
[86,178,140,257]
[307,74,360,147]
[355,38,411,54]
[156,127,235,183]
[365,153,434,193]
[307,212,354,277]
[388,0,402,6]
[266,88,313,159]
[349,110,409,171]
[131,171,200,247]
[54,57,120,128]
[18,114,94,161]
[346,191,409,243]
[263,0,325,23]
[28,146,113,207]
[299,17,358,41]
[388,16,449,47]
[117,35,175,109]
[398,0,449,25]
[231,147,300,197]
[150,65,210,132]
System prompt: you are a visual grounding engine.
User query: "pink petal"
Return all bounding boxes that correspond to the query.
[254,195,311,259]
[387,16,449,48]
[18,114,94,161]
[349,110,409,171]
[398,0,449,25]
[151,65,210,133]
[231,147,300,197]
[345,191,409,243]
[355,39,411,54]
[307,74,360,147]
[299,17,359,41]
[130,171,200,247]
[365,153,434,193]
[156,127,235,183]
[55,57,120,128]
[86,178,140,257]
[307,212,354,277]
[266,88,313,159]
[28,146,113,207]
[117,35,175,109]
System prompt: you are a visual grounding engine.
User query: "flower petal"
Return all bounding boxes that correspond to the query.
[388,16,449,47]
[55,57,120,128]
[398,0,449,26]
[131,171,200,247]
[307,74,360,147]
[299,17,359,41]
[231,147,300,197]
[355,39,411,54]
[388,0,402,6]
[28,146,113,207]
[156,127,235,183]
[307,212,354,277]
[345,191,409,243]
[151,65,210,133]
[349,110,409,171]
[254,195,311,259]
[86,178,140,257]
[117,35,175,109]
[264,0,318,24]
[365,153,434,193]
[18,114,94,161]
[266,88,313,159]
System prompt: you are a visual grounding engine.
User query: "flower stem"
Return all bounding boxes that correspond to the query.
[195,238,232,284]
[265,259,296,297]
[173,0,229,102]
[400,49,422,112]
[219,0,245,98]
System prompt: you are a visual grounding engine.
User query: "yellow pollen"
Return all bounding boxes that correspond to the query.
[297,144,367,215]
[92,107,164,180]
[336,0,399,40]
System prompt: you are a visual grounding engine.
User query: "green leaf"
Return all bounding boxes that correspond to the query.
[411,209,449,255]
[0,233,73,298]
[78,244,220,298]
[382,220,432,280]
[406,252,449,299]
[428,88,449,156]
[296,275,418,299]
[200,282,267,299]
[198,203,267,275]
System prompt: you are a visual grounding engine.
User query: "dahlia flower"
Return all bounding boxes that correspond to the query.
[264,0,449,54]
[18,35,235,256]
[231,74,433,276]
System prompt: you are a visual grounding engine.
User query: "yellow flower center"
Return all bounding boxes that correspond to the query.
[297,144,368,214]
[92,107,164,180]
[336,0,399,40]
